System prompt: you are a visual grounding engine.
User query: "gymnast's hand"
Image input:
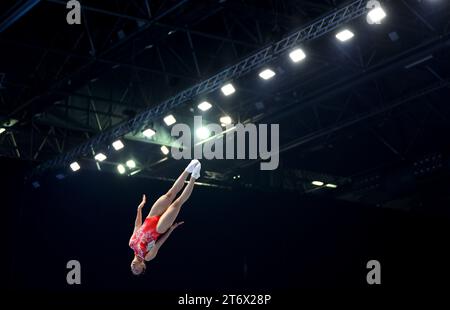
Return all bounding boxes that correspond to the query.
[170,221,184,231]
[138,194,146,209]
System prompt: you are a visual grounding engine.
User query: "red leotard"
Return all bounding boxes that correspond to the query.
[129,216,161,260]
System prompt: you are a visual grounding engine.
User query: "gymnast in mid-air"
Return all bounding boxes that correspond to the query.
[129,160,201,275]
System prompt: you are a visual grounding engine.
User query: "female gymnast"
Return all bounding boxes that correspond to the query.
[129,159,201,275]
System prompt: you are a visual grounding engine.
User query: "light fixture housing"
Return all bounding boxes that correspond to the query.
[126,160,136,169]
[259,69,276,80]
[143,128,156,138]
[70,162,81,172]
[161,145,170,155]
[220,116,232,126]
[198,101,212,112]
[221,83,236,96]
[117,164,126,174]
[94,153,107,162]
[196,127,211,140]
[112,140,124,151]
[289,48,306,63]
[336,29,354,42]
[163,114,177,126]
[368,7,387,23]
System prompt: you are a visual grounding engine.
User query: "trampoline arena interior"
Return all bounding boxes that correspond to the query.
[1,0,450,305]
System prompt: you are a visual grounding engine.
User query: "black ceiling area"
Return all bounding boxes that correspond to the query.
[1,0,450,213]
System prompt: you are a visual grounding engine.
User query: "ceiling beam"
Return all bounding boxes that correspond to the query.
[0,0,41,33]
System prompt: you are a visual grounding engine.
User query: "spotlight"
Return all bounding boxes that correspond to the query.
[163,114,177,126]
[196,127,211,140]
[0,128,5,135]
[312,181,324,186]
[220,116,232,127]
[161,145,170,155]
[326,183,338,188]
[221,83,236,96]
[336,29,354,42]
[70,162,81,172]
[126,160,136,169]
[259,69,276,80]
[143,128,156,138]
[289,48,306,63]
[112,140,124,151]
[198,101,212,112]
[368,7,386,23]
[94,153,107,162]
[117,164,126,174]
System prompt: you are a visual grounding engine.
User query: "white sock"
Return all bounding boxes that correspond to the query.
[192,162,201,179]
[185,159,199,173]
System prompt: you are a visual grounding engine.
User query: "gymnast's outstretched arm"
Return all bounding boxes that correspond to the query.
[133,194,146,234]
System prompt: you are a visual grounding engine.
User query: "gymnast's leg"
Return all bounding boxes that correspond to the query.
[156,163,201,234]
[147,159,199,218]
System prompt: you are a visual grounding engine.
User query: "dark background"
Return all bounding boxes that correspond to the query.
[3,157,450,297]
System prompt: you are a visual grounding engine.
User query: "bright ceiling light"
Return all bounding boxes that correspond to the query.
[198,101,212,111]
[143,128,156,138]
[289,48,306,63]
[94,153,107,162]
[221,83,236,96]
[126,160,136,169]
[70,162,81,172]
[259,69,276,80]
[312,181,324,186]
[326,183,338,188]
[196,127,211,140]
[117,164,126,174]
[0,128,5,135]
[220,116,232,126]
[112,140,124,151]
[368,7,387,23]
[161,145,170,155]
[336,29,354,42]
[163,114,176,126]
